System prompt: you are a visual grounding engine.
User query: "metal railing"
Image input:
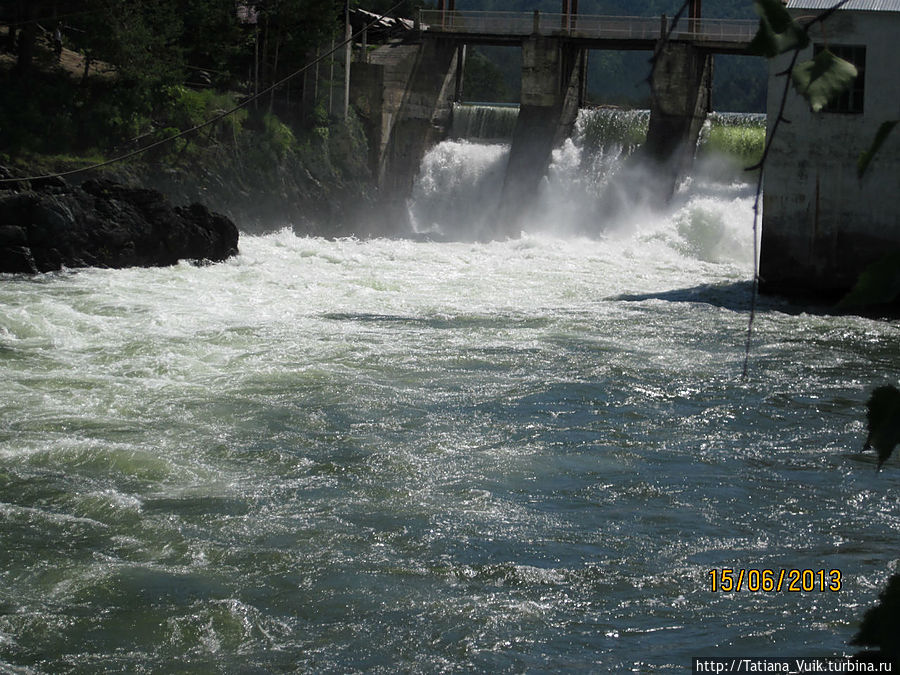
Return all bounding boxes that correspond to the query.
[417,10,758,45]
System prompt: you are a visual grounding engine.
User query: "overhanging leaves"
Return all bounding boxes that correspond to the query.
[858,120,899,179]
[864,385,900,471]
[748,0,810,57]
[791,48,857,112]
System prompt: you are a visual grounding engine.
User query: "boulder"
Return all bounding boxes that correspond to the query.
[0,173,239,273]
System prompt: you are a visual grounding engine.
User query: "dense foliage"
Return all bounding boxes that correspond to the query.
[0,0,381,232]
[0,0,349,157]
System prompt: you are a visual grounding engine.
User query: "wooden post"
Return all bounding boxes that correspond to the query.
[328,37,334,115]
[690,0,701,34]
[533,10,540,34]
[253,26,260,107]
[344,0,351,120]
[314,47,320,106]
[561,0,569,31]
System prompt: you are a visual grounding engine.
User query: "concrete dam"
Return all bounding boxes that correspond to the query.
[350,7,756,231]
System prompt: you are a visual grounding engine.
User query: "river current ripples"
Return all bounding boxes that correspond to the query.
[1,138,899,672]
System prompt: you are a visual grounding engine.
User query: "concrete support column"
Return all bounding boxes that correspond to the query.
[644,41,712,201]
[373,39,460,198]
[498,36,585,231]
[454,44,466,102]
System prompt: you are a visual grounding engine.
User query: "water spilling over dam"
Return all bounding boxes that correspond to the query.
[411,106,763,241]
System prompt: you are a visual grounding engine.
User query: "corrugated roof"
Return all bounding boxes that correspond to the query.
[787,0,900,11]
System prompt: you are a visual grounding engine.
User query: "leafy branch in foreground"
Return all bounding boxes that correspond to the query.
[790,48,857,112]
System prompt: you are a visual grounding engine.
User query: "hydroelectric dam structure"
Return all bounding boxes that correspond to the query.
[350,3,757,228]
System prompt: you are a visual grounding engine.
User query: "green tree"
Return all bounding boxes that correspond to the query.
[463,48,515,102]
[175,0,248,87]
[80,0,182,84]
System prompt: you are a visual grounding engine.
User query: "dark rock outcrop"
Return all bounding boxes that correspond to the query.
[0,174,239,273]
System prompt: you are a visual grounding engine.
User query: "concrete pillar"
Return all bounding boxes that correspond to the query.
[373,39,460,198]
[643,41,712,202]
[454,44,466,102]
[498,36,585,231]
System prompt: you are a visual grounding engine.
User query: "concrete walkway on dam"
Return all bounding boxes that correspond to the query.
[416,10,757,54]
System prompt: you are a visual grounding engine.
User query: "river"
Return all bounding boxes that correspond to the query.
[1,110,898,673]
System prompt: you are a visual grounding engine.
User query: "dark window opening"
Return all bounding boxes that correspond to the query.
[814,44,866,114]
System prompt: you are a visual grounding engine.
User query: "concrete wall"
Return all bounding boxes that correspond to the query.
[351,45,418,187]
[498,36,585,230]
[760,9,900,298]
[643,42,712,202]
[350,40,459,200]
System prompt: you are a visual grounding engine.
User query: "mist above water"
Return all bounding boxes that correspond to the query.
[408,107,758,266]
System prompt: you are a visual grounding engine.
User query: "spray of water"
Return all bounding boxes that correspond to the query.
[408,107,758,265]
[407,140,510,241]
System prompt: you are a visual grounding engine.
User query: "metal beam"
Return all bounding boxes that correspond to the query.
[690,0,702,20]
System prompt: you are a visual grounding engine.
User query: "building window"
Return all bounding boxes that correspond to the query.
[814,44,866,114]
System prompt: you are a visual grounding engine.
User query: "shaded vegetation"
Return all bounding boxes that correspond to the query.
[701,117,765,168]
[462,48,516,103]
[0,1,388,232]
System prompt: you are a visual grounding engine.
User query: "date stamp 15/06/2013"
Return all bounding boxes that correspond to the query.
[708,569,843,593]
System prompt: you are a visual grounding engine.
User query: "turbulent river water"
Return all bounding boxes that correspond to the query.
[1,110,898,673]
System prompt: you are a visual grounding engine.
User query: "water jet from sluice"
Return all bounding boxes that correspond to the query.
[407,106,763,242]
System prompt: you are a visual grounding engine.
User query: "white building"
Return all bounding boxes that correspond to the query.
[760,0,900,300]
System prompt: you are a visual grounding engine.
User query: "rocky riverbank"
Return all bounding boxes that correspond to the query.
[0,169,238,273]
